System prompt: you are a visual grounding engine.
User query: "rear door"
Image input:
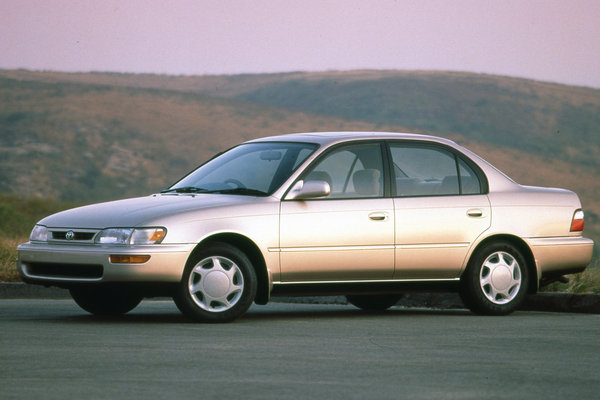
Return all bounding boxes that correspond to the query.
[389,142,491,279]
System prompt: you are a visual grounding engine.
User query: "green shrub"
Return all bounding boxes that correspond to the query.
[542,258,600,294]
[0,195,80,237]
[0,195,82,281]
[0,237,23,282]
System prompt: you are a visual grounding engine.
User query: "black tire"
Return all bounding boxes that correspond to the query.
[460,241,529,316]
[346,294,401,311]
[69,286,142,315]
[173,242,257,323]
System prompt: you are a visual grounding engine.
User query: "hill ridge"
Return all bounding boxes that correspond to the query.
[0,69,598,245]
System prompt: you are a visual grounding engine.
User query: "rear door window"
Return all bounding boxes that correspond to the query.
[390,144,482,197]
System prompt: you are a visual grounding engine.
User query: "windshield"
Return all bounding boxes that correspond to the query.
[165,142,318,196]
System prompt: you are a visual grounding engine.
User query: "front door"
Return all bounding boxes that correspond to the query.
[279,142,395,282]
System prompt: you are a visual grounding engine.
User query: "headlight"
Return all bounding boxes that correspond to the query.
[130,228,167,244]
[95,228,166,245]
[95,228,133,244]
[30,225,48,242]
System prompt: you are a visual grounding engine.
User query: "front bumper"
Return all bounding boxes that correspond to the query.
[17,242,195,285]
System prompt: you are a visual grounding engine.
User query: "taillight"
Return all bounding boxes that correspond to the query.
[570,210,584,232]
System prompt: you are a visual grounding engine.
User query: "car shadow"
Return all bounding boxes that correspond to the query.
[242,306,472,322]
[10,297,472,324]
[37,303,471,325]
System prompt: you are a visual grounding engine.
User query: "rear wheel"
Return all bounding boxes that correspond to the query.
[460,241,529,315]
[346,294,401,311]
[173,242,257,323]
[69,286,142,315]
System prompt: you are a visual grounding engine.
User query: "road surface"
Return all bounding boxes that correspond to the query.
[1,300,598,399]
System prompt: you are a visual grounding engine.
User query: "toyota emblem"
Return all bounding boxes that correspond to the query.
[65,231,75,240]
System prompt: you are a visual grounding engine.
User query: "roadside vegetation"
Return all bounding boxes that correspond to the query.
[0,195,81,282]
[0,236,23,281]
[542,259,600,294]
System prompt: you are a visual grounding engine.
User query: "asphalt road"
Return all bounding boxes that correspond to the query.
[1,300,599,400]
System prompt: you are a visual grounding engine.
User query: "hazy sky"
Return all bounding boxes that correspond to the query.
[2,0,600,88]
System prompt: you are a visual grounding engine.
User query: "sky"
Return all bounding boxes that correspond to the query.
[1,0,600,89]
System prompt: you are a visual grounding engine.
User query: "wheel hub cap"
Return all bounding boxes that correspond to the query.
[479,251,522,305]
[203,271,230,298]
[188,256,244,312]
[491,266,512,290]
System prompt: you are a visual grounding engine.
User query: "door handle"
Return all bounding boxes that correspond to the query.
[467,209,483,217]
[369,212,388,221]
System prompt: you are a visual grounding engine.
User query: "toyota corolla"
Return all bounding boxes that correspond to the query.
[17,132,594,322]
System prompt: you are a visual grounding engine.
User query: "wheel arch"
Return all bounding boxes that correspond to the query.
[189,233,270,305]
[465,234,538,294]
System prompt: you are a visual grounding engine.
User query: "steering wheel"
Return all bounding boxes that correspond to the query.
[224,178,246,189]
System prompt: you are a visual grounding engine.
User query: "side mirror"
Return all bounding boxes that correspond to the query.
[286,180,331,200]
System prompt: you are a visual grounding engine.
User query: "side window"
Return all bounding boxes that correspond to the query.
[305,143,384,199]
[458,158,481,194]
[391,144,481,197]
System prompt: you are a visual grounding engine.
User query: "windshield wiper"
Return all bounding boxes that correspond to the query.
[210,188,268,196]
[160,186,209,194]
[161,186,268,196]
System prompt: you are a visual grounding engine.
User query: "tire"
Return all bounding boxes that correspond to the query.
[460,241,529,315]
[346,294,401,311]
[69,286,142,315]
[173,242,257,323]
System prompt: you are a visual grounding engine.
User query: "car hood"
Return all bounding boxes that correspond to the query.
[38,194,269,229]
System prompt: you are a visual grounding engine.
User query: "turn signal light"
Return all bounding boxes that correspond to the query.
[570,210,584,232]
[109,255,151,264]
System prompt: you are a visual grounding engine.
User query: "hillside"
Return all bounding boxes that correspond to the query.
[0,73,408,202]
[233,71,600,169]
[0,69,598,245]
[3,69,599,165]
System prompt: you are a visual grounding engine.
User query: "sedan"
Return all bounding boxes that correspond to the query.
[17,132,594,322]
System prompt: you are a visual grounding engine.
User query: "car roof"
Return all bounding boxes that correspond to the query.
[247,131,459,147]
[250,131,522,195]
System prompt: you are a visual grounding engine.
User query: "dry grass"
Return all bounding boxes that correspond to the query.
[543,259,600,295]
[0,237,25,282]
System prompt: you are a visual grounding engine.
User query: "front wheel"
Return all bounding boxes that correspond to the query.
[460,241,529,315]
[173,242,257,323]
[69,286,142,315]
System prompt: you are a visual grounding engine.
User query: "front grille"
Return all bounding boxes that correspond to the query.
[51,231,96,241]
[25,263,103,279]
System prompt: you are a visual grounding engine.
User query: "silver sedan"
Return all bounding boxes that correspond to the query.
[17,132,594,322]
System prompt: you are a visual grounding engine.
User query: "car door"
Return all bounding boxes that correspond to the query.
[390,142,491,279]
[279,142,395,282]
